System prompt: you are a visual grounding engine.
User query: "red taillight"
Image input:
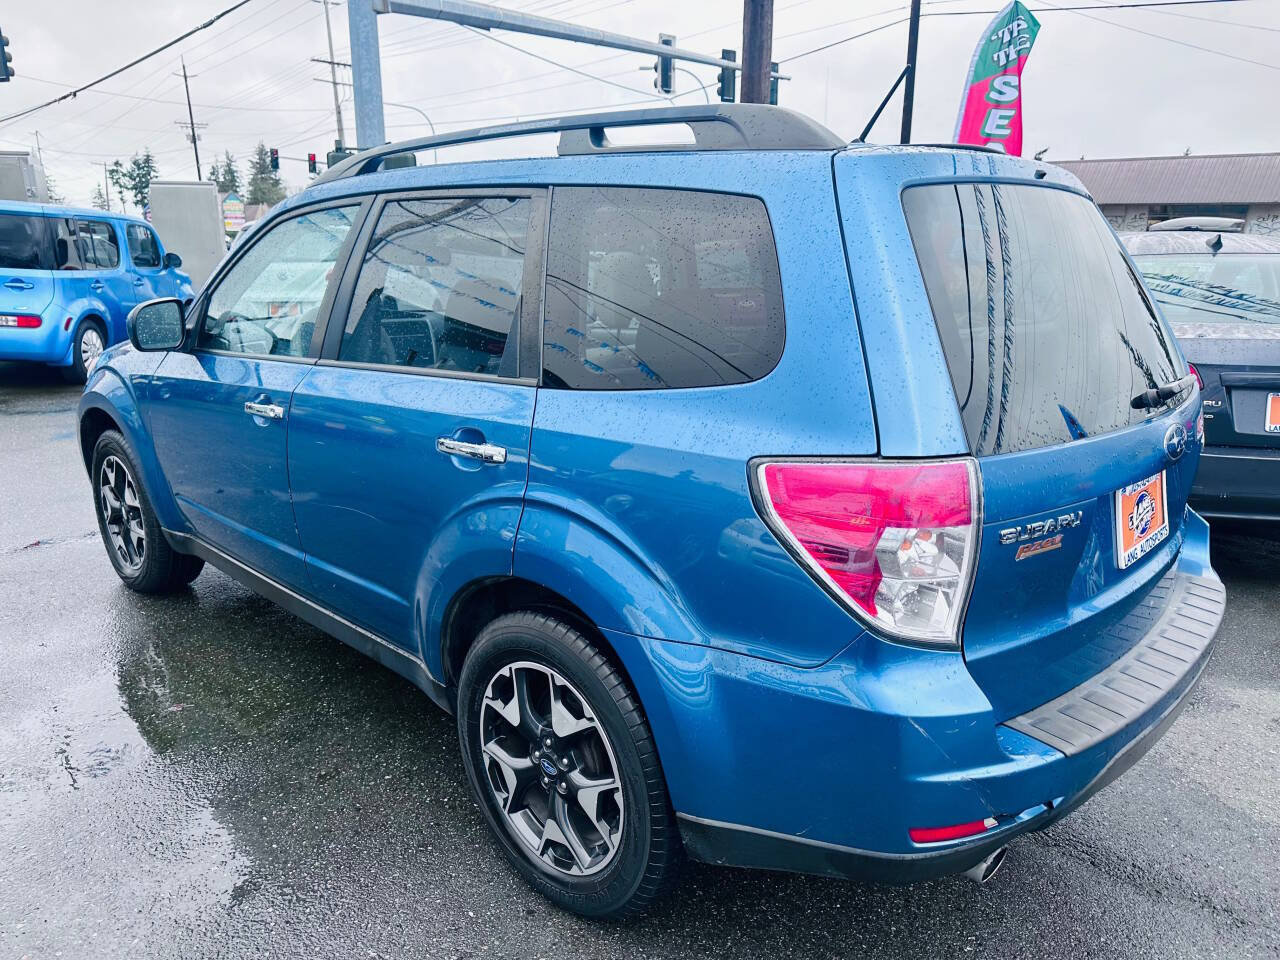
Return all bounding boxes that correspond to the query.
[1187,362,1203,390]
[0,314,42,328]
[754,459,980,646]
[909,817,997,844]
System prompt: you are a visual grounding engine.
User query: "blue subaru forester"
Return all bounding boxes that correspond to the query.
[77,105,1224,918]
[0,200,192,382]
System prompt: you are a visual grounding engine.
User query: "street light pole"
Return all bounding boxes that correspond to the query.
[900,0,922,144]
[385,101,437,163]
[741,0,774,104]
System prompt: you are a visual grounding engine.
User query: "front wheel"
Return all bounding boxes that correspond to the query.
[457,612,680,919]
[91,430,204,593]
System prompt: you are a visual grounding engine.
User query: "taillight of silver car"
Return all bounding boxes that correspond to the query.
[753,459,981,647]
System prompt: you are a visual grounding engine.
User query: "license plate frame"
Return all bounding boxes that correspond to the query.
[1114,471,1169,570]
[1266,393,1280,434]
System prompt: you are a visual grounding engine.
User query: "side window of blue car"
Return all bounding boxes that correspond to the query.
[125,224,162,268]
[198,205,359,358]
[541,186,785,390]
[59,218,120,270]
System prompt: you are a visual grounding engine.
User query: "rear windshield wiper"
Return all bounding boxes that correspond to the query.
[1131,373,1198,410]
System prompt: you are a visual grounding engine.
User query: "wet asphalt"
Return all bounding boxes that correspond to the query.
[0,361,1277,960]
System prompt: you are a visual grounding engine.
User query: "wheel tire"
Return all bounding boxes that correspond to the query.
[62,319,106,385]
[457,611,680,919]
[91,430,204,593]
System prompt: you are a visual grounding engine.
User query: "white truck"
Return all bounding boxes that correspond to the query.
[147,179,228,292]
[0,150,47,203]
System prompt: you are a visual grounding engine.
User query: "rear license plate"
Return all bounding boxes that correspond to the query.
[1115,471,1169,569]
[1266,393,1280,433]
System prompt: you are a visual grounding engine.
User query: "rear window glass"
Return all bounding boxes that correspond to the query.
[542,187,784,390]
[903,183,1184,457]
[1132,254,1280,327]
[0,213,52,270]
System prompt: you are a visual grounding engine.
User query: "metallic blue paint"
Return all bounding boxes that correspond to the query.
[0,200,192,367]
[78,139,1223,878]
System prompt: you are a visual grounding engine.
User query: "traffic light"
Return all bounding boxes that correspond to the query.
[269,147,279,171]
[0,31,13,82]
[307,153,317,174]
[769,61,780,105]
[717,49,736,103]
[653,33,674,95]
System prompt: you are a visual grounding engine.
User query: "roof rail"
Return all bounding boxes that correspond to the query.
[313,104,845,185]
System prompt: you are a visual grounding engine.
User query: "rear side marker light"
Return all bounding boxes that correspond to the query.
[753,458,981,647]
[0,314,41,328]
[909,817,998,844]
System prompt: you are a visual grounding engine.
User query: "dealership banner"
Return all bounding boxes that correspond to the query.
[953,1,1041,156]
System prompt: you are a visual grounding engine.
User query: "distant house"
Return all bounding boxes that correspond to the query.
[1055,152,1280,235]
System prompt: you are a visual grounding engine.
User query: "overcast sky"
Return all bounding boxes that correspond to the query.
[1,0,1276,207]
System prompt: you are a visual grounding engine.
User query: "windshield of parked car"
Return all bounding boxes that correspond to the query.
[1132,254,1280,333]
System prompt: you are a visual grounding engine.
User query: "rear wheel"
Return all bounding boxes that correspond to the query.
[457,612,680,919]
[62,319,105,384]
[91,430,204,593]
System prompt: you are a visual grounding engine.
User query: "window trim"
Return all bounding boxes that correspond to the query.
[318,186,547,386]
[187,195,374,362]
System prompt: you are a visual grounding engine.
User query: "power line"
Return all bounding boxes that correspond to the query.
[0,0,257,126]
[782,0,1261,63]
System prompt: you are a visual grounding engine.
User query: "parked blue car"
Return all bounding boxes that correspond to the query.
[0,199,192,382]
[77,106,1224,918]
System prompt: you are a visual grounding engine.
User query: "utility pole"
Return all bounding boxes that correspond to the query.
[900,0,922,144]
[740,0,774,105]
[313,0,347,148]
[100,161,112,211]
[175,58,204,178]
[30,129,43,167]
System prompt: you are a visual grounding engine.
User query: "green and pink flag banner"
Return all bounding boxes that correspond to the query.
[953,1,1041,156]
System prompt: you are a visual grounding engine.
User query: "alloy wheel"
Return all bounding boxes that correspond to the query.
[479,660,625,877]
[80,327,105,370]
[99,455,145,574]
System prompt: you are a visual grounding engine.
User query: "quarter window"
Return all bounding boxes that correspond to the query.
[0,213,52,270]
[542,187,785,390]
[126,224,162,268]
[338,196,531,377]
[200,205,358,358]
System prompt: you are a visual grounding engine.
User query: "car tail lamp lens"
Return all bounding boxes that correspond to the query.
[0,314,41,328]
[754,459,980,647]
[1187,362,1203,389]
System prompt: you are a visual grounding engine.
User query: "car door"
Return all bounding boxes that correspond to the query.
[63,217,132,344]
[288,191,544,651]
[147,200,367,590]
[123,221,168,302]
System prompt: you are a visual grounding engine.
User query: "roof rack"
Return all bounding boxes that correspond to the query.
[313,104,846,184]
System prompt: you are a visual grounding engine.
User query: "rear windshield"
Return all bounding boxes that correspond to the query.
[0,213,52,270]
[903,183,1184,457]
[1132,253,1280,329]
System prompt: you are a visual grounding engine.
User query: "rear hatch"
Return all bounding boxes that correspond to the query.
[902,181,1198,721]
[1129,245,1280,451]
[0,211,56,323]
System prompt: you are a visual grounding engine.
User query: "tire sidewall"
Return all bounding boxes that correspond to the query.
[68,319,105,384]
[458,617,655,917]
[91,430,166,589]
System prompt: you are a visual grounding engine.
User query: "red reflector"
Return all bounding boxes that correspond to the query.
[16,314,41,328]
[64,317,73,331]
[909,818,995,844]
[1187,362,1203,390]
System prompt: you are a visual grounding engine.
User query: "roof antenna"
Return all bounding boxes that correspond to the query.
[853,64,911,143]
[1206,233,1223,254]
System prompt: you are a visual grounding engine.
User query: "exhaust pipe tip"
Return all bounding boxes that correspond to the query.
[962,846,1008,885]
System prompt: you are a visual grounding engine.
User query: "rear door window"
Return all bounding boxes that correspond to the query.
[542,186,784,390]
[338,196,532,378]
[0,213,53,270]
[72,219,121,269]
[903,183,1184,456]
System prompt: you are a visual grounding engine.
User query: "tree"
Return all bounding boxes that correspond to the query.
[245,141,285,206]
[44,172,65,205]
[90,184,109,210]
[107,149,159,212]
[216,150,241,195]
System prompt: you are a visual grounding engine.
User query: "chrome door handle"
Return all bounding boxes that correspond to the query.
[436,437,507,464]
[90,280,105,292]
[244,401,285,420]
[4,278,34,291]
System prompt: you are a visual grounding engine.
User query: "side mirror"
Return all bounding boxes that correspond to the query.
[128,298,186,352]
[163,251,183,269]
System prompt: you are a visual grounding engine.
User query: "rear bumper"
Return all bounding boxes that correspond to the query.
[1190,445,1280,522]
[0,316,73,364]
[621,512,1224,884]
